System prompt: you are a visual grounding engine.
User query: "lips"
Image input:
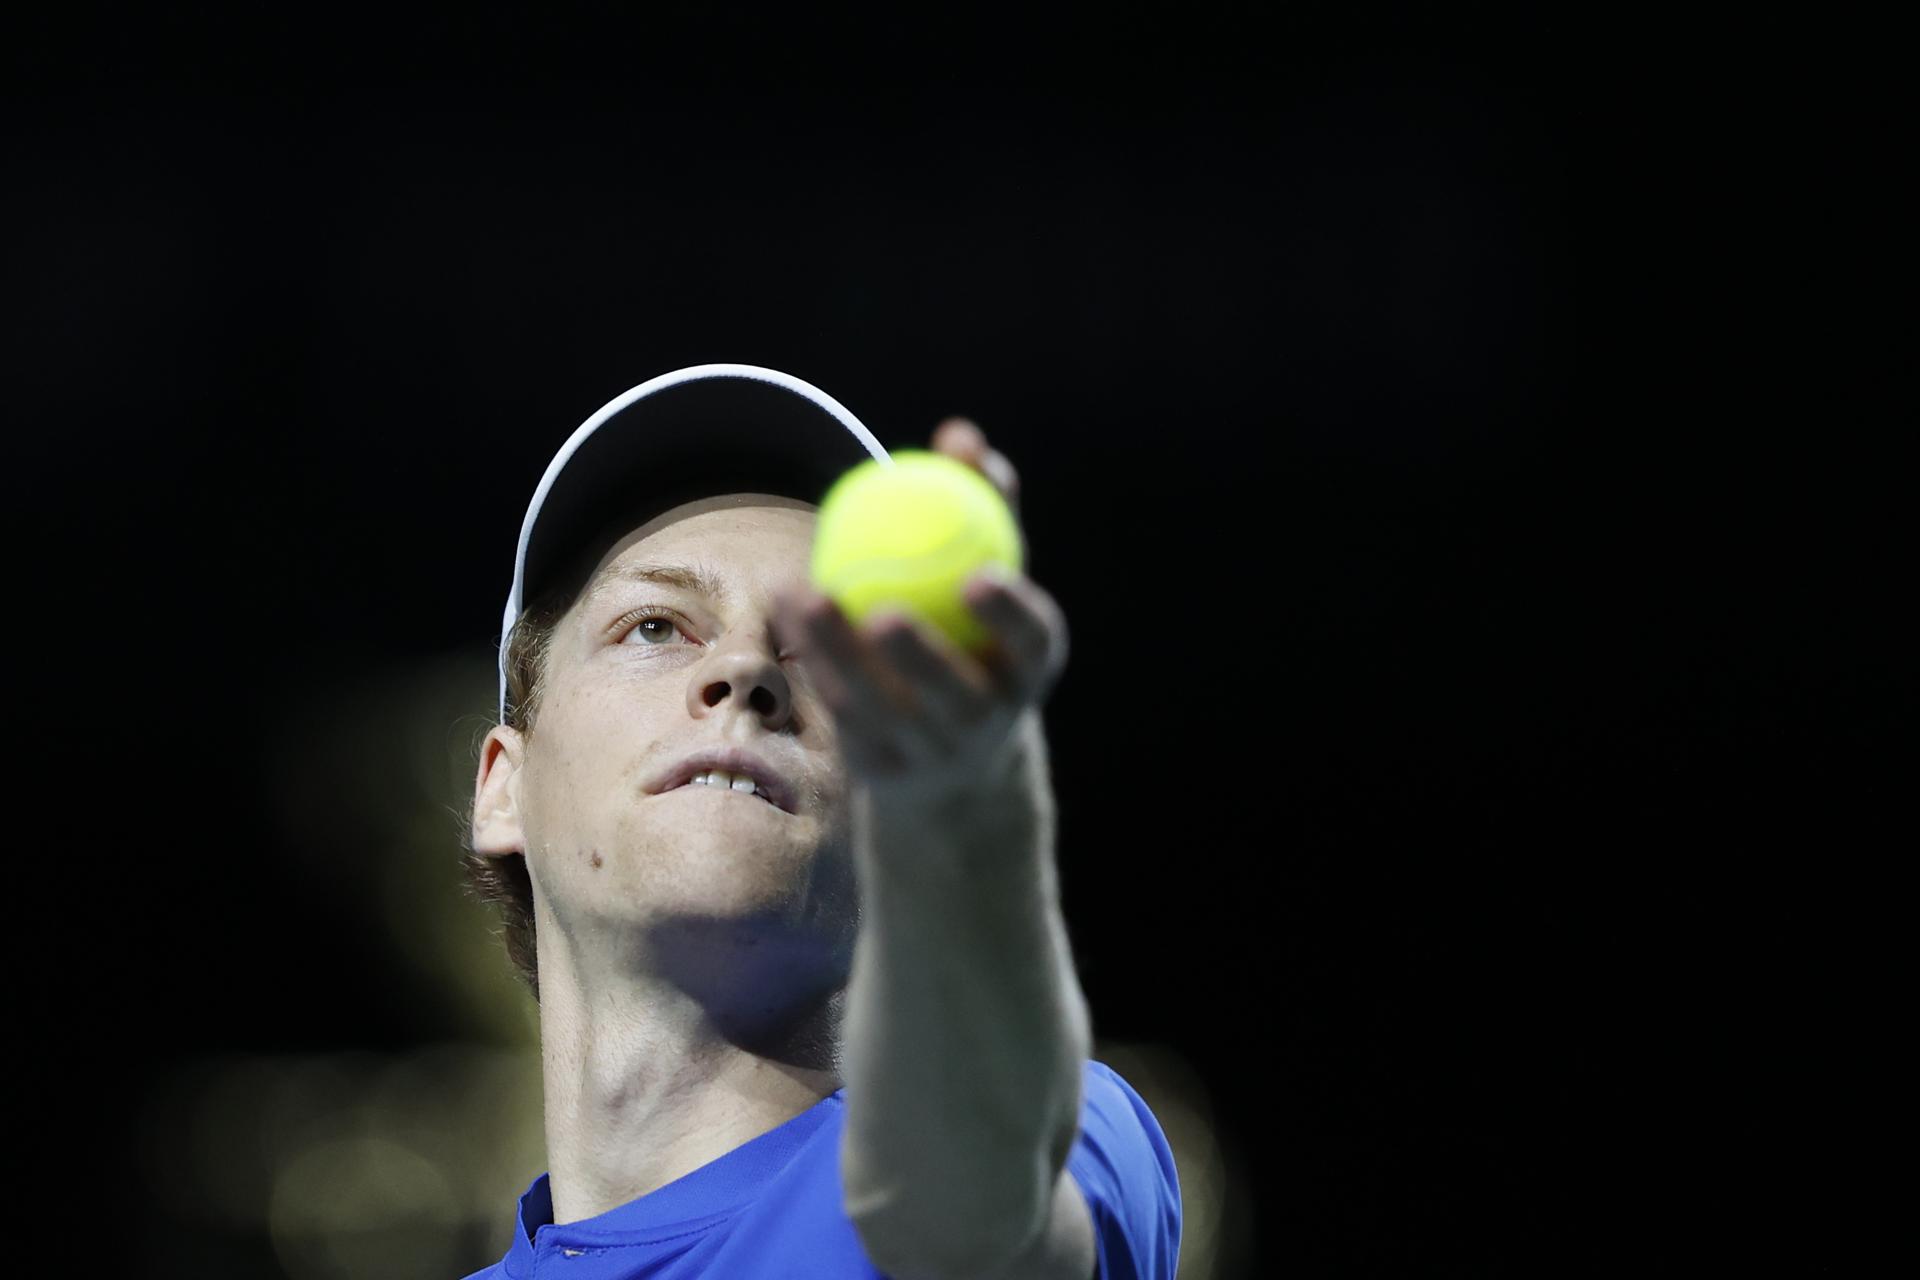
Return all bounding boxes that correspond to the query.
[646,747,798,815]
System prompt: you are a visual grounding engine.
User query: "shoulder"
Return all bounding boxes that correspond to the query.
[1059,1058,1183,1280]
[1071,1059,1180,1190]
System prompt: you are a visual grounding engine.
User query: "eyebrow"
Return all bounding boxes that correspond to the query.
[586,561,732,607]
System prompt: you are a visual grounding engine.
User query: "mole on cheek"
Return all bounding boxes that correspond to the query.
[589,850,604,870]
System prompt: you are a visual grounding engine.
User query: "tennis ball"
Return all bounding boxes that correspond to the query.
[811,449,1024,654]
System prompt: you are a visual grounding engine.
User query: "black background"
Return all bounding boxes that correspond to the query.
[7,4,1883,1275]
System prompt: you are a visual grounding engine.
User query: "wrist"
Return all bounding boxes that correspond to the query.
[854,712,1056,884]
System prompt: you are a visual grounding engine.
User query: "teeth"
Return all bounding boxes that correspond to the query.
[689,770,772,803]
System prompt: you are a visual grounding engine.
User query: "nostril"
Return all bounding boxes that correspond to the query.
[701,678,782,717]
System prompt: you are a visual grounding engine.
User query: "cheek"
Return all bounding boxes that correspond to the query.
[547,665,665,742]
[521,722,647,833]
[559,652,695,729]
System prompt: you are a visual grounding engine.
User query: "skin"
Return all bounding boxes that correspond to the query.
[469,418,1072,1233]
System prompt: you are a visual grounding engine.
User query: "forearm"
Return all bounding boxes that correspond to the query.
[839,713,1093,1263]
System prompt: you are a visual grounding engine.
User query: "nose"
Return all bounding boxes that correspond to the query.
[687,630,794,728]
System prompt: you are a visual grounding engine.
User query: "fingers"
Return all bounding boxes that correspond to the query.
[868,608,997,742]
[777,590,908,768]
[778,589,997,769]
[932,416,989,463]
[932,416,1021,518]
[963,567,1070,707]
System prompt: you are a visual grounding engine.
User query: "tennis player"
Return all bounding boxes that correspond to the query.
[460,365,1181,1279]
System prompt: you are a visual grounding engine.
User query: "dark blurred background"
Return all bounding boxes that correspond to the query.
[7,3,1881,1276]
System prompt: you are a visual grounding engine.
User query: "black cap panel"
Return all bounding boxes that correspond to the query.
[520,376,877,612]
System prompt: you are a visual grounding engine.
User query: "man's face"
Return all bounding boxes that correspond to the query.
[478,493,859,985]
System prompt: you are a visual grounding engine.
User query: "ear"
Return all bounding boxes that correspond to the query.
[471,726,528,859]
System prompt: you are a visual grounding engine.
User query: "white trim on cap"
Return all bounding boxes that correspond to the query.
[497,363,891,723]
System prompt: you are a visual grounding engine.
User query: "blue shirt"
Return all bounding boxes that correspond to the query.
[459,1057,1181,1279]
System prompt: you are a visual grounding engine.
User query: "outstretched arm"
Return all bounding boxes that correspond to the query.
[775,421,1095,1280]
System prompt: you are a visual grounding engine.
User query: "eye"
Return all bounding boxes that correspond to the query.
[614,606,694,647]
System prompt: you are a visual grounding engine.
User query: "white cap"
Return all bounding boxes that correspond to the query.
[497,363,892,723]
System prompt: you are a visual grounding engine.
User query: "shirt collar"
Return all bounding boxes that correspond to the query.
[503,1089,843,1277]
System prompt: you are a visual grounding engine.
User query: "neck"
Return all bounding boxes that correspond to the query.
[533,908,848,1226]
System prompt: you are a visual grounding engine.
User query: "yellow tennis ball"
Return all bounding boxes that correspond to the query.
[811,449,1024,654]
